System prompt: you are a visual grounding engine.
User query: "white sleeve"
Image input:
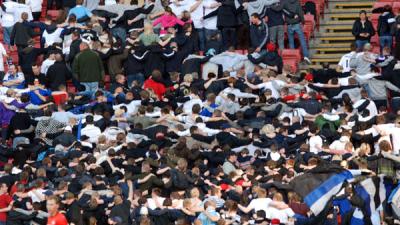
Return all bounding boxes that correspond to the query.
[177,129,190,136]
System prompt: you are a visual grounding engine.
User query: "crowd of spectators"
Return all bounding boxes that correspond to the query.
[0,0,399,225]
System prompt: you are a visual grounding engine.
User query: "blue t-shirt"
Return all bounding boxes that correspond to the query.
[68,5,92,20]
[28,89,51,105]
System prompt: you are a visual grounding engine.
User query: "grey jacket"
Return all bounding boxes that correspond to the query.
[360,78,400,100]
[282,0,304,25]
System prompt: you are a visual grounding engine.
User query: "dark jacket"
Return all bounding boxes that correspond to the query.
[249,21,268,49]
[124,47,149,75]
[203,0,238,28]
[377,12,395,36]
[6,210,37,225]
[352,19,375,41]
[283,0,304,25]
[72,48,105,82]
[265,2,285,27]
[10,21,36,46]
[46,61,72,91]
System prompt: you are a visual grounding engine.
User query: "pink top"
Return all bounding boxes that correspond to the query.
[153,14,190,34]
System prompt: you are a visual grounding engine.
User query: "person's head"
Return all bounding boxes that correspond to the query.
[164,6,174,16]
[64,192,76,204]
[0,183,7,193]
[32,64,41,75]
[8,64,17,74]
[383,4,392,13]
[359,10,367,20]
[227,152,237,162]
[76,0,83,5]
[141,161,151,173]
[46,195,61,216]
[21,12,29,21]
[250,13,261,24]
[80,42,89,51]
[115,74,126,84]
[177,158,188,171]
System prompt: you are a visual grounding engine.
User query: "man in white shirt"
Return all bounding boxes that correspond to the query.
[337,43,357,75]
[26,0,43,20]
[81,115,102,143]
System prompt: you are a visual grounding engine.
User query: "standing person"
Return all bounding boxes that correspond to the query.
[352,10,375,50]
[283,0,311,63]
[72,42,104,92]
[26,0,43,21]
[283,0,310,64]
[46,196,68,225]
[10,12,36,54]
[0,183,13,225]
[249,13,268,53]
[394,15,400,60]
[265,1,284,50]
[203,0,238,50]
[377,5,395,53]
[46,53,72,91]
[0,43,8,81]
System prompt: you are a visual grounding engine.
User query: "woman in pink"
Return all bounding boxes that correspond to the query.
[153,7,190,35]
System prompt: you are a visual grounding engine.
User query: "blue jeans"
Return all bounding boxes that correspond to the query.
[3,26,13,46]
[205,29,220,41]
[112,27,127,46]
[392,97,400,113]
[196,28,206,51]
[379,36,392,52]
[288,23,309,58]
[355,40,369,50]
[82,82,98,92]
[127,73,144,88]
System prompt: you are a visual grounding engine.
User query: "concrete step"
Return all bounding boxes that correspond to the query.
[311,43,351,48]
[329,13,360,20]
[324,20,354,25]
[313,53,344,58]
[320,36,355,41]
[311,58,341,63]
[316,32,353,37]
[313,47,351,52]
[327,8,371,14]
[335,2,374,9]
[324,25,353,32]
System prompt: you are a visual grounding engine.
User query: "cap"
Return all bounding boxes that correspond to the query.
[304,73,314,82]
[266,43,276,52]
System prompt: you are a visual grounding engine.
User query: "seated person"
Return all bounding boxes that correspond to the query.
[3,64,25,89]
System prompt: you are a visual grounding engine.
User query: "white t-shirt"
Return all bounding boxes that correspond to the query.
[265,207,295,224]
[247,198,272,214]
[309,135,323,154]
[26,0,43,12]
[0,43,7,72]
[189,0,204,29]
[147,197,166,210]
[338,52,356,73]
[28,188,45,203]
[203,0,219,30]
[257,80,286,99]
[41,59,55,75]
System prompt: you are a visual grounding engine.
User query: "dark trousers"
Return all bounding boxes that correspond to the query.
[32,12,41,21]
[221,27,236,50]
[47,0,62,9]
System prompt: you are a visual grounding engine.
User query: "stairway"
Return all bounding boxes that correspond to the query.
[308,0,374,69]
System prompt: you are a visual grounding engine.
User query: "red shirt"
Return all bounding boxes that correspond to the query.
[47,213,68,225]
[143,78,167,100]
[0,193,12,221]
